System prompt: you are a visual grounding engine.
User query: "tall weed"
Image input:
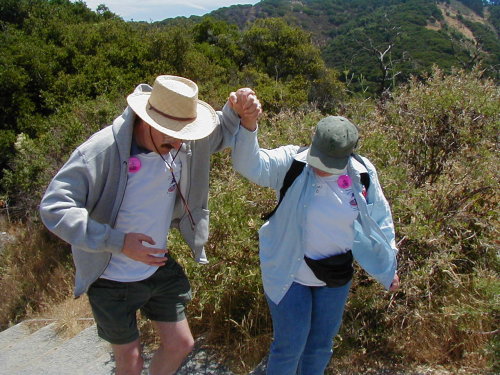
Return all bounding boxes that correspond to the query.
[355,67,500,371]
[0,222,74,330]
[374,66,499,187]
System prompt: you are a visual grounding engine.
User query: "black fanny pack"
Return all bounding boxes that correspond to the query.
[304,250,354,287]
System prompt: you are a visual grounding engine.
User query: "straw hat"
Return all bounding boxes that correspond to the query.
[127,75,218,140]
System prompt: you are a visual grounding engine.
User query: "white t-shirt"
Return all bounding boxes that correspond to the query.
[100,151,181,282]
[294,173,359,286]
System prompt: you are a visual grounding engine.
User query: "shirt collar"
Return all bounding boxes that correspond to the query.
[130,138,151,156]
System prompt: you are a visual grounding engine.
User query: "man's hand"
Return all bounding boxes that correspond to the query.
[228,88,262,131]
[121,233,168,266]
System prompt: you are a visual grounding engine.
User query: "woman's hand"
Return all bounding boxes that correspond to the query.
[389,273,400,291]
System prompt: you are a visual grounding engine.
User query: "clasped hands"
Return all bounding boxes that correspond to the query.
[229,88,262,132]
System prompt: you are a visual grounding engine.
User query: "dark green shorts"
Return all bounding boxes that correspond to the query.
[87,257,192,345]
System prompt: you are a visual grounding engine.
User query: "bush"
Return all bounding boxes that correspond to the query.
[377,66,499,187]
[1,95,124,219]
[351,67,500,371]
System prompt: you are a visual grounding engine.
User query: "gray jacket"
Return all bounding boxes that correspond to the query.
[39,84,241,297]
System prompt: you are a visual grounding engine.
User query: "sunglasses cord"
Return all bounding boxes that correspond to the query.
[150,128,195,230]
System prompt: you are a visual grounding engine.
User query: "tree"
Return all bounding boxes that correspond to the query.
[96,4,116,20]
[354,15,407,97]
[449,36,485,70]
[242,18,323,81]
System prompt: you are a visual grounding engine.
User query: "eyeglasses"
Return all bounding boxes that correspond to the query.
[150,128,195,230]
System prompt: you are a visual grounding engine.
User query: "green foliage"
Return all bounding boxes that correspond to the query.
[323,1,468,94]
[242,18,323,80]
[192,17,244,70]
[241,18,346,111]
[0,0,143,176]
[489,5,500,35]
[377,66,499,187]
[0,130,16,179]
[213,0,500,95]
[461,19,500,66]
[457,0,485,16]
[308,68,347,113]
[1,95,124,217]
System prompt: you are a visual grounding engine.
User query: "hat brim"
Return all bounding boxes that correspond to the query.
[306,145,350,174]
[127,92,218,141]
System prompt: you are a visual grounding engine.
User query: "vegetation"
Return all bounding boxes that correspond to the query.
[0,0,498,374]
[212,0,500,93]
[0,0,341,183]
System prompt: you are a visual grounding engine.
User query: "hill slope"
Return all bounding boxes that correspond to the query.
[208,0,500,93]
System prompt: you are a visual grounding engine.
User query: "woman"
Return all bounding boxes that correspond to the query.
[231,115,400,375]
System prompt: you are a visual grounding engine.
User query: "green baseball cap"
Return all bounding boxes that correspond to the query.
[306,116,359,173]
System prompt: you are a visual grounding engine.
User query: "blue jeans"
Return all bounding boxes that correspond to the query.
[265,281,351,375]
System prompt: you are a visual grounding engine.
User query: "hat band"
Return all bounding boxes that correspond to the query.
[148,104,196,122]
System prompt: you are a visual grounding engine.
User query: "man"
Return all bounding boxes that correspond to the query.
[39,75,261,375]
[231,115,399,374]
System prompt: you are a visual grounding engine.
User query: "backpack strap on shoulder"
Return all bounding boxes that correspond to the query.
[262,151,371,220]
[261,147,307,220]
[351,153,370,192]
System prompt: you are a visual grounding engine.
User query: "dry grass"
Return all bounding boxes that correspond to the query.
[0,71,498,374]
[0,220,74,330]
[435,3,485,42]
[37,295,94,338]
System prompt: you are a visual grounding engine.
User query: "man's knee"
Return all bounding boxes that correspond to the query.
[163,334,195,357]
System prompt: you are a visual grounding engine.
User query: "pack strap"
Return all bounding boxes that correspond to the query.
[261,151,370,220]
[261,158,305,220]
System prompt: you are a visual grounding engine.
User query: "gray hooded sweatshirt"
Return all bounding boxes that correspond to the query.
[39,83,241,297]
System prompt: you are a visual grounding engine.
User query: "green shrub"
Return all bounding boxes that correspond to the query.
[1,95,124,219]
[352,67,500,371]
[378,66,499,187]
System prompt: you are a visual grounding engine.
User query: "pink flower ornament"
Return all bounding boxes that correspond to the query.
[128,157,141,173]
[337,175,352,189]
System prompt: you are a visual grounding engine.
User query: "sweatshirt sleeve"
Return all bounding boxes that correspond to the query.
[207,102,242,153]
[231,126,300,190]
[39,148,125,254]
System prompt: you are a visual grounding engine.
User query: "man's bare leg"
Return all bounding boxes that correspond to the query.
[112,338,144,375]
[148,319,194,375]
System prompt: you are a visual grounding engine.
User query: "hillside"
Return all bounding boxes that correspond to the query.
[208,0,500,93]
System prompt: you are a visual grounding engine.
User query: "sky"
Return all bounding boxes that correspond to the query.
[78,0,261,22]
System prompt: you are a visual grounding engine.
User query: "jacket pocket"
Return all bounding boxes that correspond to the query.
[179,208,210,248]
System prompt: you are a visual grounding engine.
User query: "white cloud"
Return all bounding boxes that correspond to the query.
[79,0,259,21]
